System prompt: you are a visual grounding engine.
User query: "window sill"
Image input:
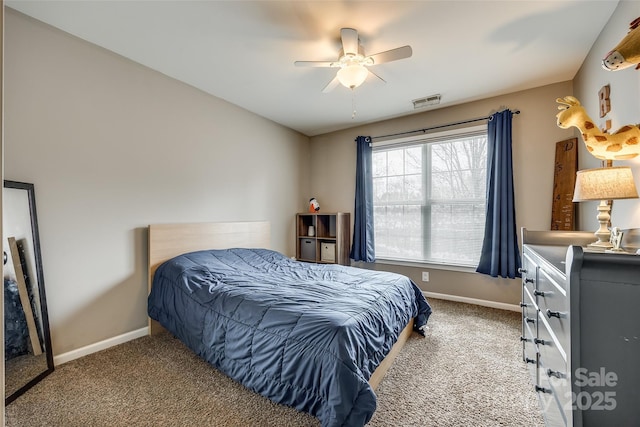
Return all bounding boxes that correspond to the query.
[370,258,478,274]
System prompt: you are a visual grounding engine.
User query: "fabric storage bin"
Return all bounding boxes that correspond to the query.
[321,242,336,263]
[300,239,316,260]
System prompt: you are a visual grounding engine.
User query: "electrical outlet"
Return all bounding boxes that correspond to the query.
[422,271,430,282]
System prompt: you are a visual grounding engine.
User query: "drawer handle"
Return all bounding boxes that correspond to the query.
[518,268,527,274]
[519,302,528,308]
[533,290,545,297]
[547,369,565,379]
[520,336,530,342]
[535,385,552,394]
[546,309,562,319]
[525,357,536,364]
[534,338,547,346]
[525,317,536,324]
[524,278,534,284]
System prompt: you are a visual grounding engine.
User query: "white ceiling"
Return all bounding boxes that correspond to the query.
[7,0,620,136]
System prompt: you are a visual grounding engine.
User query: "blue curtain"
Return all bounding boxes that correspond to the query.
[476,110,521,278]
[350,136,375,262]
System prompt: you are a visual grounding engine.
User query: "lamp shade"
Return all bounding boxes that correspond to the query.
[337,64,369,89]
[573,166,639,201]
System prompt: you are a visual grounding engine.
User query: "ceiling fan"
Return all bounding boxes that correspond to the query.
[295,28,412,92]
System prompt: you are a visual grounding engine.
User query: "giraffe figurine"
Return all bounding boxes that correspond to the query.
[602,17,640,71]
[556,96,640,160]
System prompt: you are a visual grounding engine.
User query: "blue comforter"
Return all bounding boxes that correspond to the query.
[148,248,431,426]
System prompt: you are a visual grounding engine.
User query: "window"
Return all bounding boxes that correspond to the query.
[372,126,487,267]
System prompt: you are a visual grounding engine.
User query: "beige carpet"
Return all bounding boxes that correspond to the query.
[5,299,545,426]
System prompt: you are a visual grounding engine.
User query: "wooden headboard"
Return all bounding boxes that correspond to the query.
[147,221,271,334]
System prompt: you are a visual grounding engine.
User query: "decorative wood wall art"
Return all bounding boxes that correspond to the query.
[598,84,611,117]
[551,138,578,230]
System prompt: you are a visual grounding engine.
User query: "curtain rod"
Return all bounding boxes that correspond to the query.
[360,110,520,141]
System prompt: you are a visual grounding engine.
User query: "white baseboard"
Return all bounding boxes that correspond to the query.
[423,291,520,312]
[53,327,148,366]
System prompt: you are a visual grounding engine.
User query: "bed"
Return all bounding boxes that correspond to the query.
[147,221,431,427]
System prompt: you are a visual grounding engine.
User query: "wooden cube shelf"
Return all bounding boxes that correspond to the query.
[296,212,350,265]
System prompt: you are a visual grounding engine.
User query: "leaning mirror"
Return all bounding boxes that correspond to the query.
[3,180,54,405]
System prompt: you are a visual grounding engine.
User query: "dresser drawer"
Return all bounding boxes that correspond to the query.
[539,354,571,426]
[536,317,569,364]
[537,371,568,427]
[538,319,571,424]
[536,267,570,350]
[535,313,571,407]
[537,317,567,368]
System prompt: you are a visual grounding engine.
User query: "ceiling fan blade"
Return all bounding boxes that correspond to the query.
[294,61,336,67]
[368,45,412,65]
[322,76,340,93]
[367,69,386,83]
[341,28,359,56]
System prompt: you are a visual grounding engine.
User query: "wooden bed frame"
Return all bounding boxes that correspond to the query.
[147,220,412,391]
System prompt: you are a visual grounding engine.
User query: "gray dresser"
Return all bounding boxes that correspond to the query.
[520,229,640,427]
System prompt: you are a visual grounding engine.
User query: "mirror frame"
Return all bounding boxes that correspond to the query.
[4,180,54,405]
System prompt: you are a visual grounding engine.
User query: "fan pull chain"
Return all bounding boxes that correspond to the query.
[351,89,357,119]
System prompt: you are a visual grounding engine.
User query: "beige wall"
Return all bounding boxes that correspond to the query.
[4,9,311,356]
[309,82,574,305]
[573,0,640,231]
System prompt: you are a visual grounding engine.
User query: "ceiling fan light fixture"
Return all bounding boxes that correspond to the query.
[295,28,412,93]
[337,64,368,89]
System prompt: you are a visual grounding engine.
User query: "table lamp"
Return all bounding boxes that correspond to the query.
[572,166,639,249]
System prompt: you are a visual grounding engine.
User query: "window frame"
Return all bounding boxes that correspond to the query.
[371,124,488,270]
